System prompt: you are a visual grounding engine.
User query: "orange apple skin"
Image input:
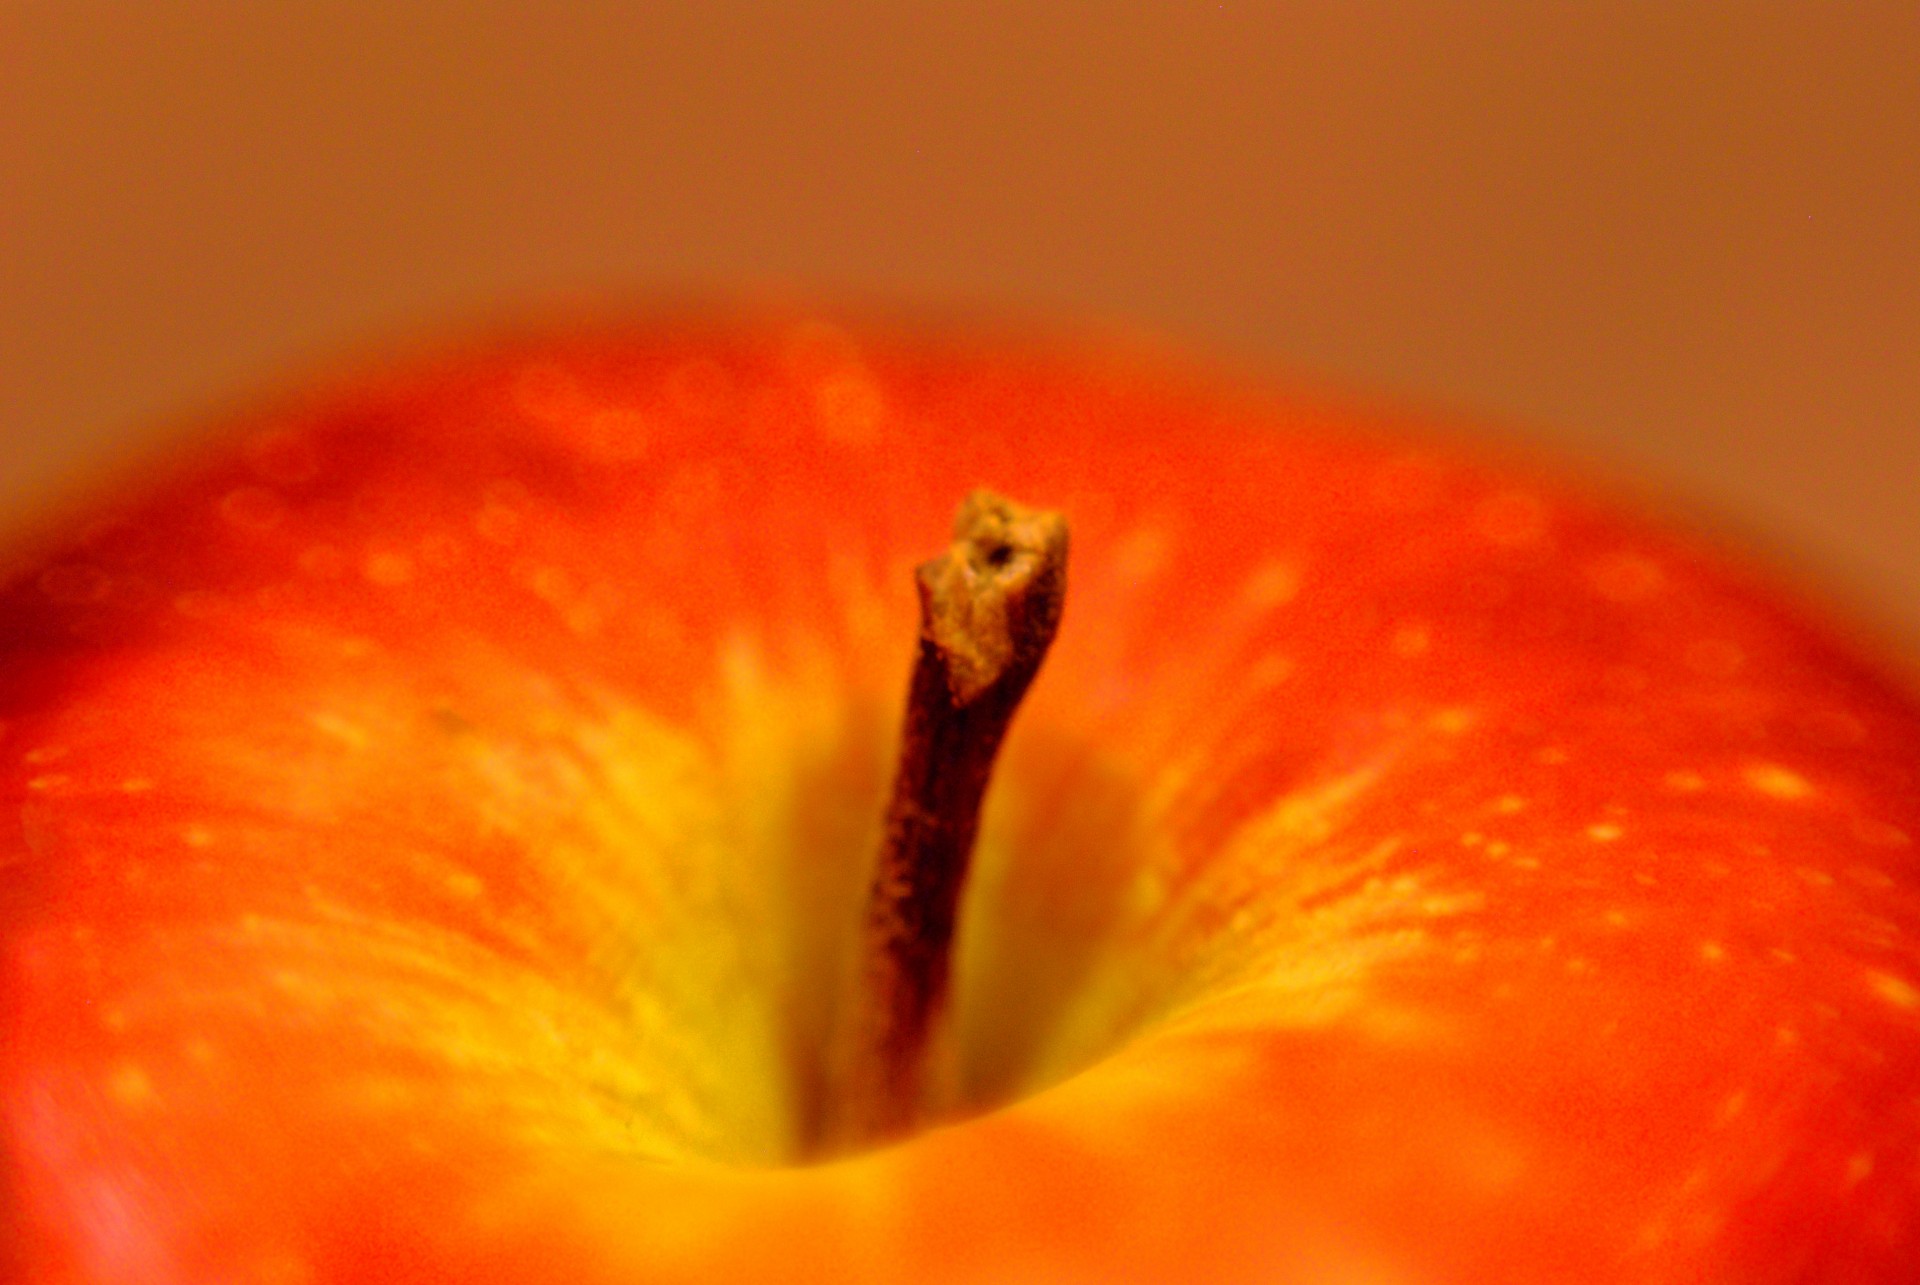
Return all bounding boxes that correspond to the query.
[3,315,1919,1284]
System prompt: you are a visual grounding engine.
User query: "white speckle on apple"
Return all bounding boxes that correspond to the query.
[1587,552,1667,602]
[106,1063,156,1109]
[1700,941,1728,964]
[1850,818,1912,849]
[1745,763,1815,801]
[270,969,331,1009]
[1389,622,1431,658]
[1685,639,1746,679]
[1803,707,1869,747]
[474,502,523,545]
[1845,1152,1877,1188]
[1848,865,1897,890]
[1586,823,1624,843]
[173,591,224,619]
[445,871,485,901]
[814,370,886,444]
[521,564,574,606]
[1239,559,1303,611]
[362,552,415,588]
[1110,527,1171,585]
[309,712,371,751]
[580,406,652,462]
[1240,652,1294,694]
[1868,971,1920,1010]
[1664,770,1708,794]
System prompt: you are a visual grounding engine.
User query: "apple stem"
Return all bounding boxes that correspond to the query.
[827,489,1068,1151]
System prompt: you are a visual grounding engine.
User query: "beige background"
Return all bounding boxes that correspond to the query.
[6,5,1917,668]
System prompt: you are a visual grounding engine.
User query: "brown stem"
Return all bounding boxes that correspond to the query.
[826,490,1068,1151]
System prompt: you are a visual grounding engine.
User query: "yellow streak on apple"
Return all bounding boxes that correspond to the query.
[84,605,1476,1184]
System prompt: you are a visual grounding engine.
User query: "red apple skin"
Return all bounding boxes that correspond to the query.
[2,314,1918,1284]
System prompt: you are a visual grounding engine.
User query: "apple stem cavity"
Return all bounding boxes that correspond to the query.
[824,489,1069,1153]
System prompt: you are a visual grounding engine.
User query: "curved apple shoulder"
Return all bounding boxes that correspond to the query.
[2,315,1919,1284]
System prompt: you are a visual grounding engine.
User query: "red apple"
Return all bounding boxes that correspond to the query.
[3,312,1918,1284]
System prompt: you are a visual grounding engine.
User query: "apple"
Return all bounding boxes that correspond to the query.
[3,311,1919,1284]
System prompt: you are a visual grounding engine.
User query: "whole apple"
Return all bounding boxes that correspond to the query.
[3,312,1917,1283]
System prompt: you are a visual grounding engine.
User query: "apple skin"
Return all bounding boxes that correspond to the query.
[3,313,1919,1284]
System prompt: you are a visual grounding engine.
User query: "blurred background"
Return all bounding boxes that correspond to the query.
[5,4,1917,665]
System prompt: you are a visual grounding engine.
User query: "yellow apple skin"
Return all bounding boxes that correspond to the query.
[3,315,1919,1283]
